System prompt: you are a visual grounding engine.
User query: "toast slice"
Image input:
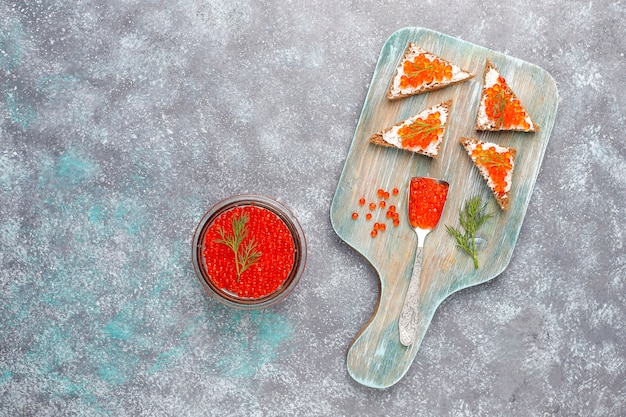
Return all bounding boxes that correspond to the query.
[460,137,517,210]
[370,100,452,158]
[387,44,474,100]
[475,60,539,132]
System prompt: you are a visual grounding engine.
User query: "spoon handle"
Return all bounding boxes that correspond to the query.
[398,245,424,346]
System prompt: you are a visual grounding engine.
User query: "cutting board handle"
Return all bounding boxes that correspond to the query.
[346,264,441,389]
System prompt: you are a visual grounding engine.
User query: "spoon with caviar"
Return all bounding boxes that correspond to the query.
[398,177,449,346]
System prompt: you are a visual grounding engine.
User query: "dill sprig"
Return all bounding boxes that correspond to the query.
[445,196,493,269]
[475,149,512,169]
[214,213,261,282]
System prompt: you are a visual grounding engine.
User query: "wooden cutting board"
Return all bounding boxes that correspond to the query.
[330,27,558,389]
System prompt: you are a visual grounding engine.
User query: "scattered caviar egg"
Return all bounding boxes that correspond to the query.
[351,185,404,236]
[370,229,378,238]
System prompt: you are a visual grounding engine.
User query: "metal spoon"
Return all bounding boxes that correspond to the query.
[398,177,449,346]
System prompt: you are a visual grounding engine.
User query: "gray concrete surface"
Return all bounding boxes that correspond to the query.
[1,0,624,416]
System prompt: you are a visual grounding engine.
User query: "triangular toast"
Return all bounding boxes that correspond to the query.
[460,137,517,210]
[387,44,474,100]
[475,60,539,132]
[370,100,452,158]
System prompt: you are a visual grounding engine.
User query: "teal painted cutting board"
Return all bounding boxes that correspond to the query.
[330,27,558,389]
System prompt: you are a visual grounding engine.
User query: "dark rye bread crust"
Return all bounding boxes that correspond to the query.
[369,100,453,159]
[387,44,474,101]
[460,137,516,211]
[475,60,540,132]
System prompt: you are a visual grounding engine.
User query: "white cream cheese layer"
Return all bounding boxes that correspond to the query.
[381,102,449,156]
[465,140,514,194]
[390,44,472,97]
[476,66,498,128]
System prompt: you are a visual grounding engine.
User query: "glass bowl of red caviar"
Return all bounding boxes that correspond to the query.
[192,194,307,310]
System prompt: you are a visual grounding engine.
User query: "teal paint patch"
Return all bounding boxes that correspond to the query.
[150,277,170,297]
[96,351,140,387]
[97,367,122,386]
[98,365,126,386]
[35,148,100,193]
[148,346,185,373]
[3,88,37,129]
[0,153,29,193]
[0,370,11,385]
[36,74,78,96]
[217,310,294,378]
[27,325,77,374]
[104,320,134,341]
[0,20,23,71]
[180,313,205,339]
[40,260,95,307]
[58,149,98,185]
[0,20,37,128]
[0,218,20,246]
[88,204,106,224]
[104,305,140,340]
[114,199,148,235]
[6,280,32,329]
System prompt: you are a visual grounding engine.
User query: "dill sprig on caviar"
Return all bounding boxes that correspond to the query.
[445,196,493,269]
[214,213,261,282]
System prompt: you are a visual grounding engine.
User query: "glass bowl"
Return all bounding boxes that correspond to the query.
[191,194,307,309]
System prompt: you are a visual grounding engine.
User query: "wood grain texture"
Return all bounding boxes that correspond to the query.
[329,27,558,389]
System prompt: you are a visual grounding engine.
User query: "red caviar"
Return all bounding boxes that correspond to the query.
[400,53,453,90]
[352,212,359,220]
[408,177,449,229]
[203,206,295,299]
[484,77,531,130]
[472,143,513,196]
[397,111,444,149]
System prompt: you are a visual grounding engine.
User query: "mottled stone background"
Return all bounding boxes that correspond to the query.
[1,0,624,416]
